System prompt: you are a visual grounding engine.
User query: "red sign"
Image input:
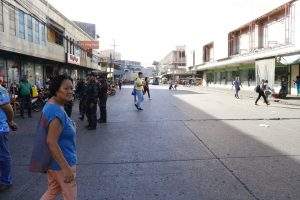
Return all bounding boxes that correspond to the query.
[79,41,99,50]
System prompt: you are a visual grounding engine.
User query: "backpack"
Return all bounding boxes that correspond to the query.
[255,85,260,93]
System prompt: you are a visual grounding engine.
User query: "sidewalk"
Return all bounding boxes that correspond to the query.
[179,85,300,106]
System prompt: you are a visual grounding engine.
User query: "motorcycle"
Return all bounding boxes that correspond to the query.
[107,87,116,96]
[31,89,48,112]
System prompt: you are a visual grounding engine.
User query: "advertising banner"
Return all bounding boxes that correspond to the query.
[79,41,99,50]
[67,53,80,65]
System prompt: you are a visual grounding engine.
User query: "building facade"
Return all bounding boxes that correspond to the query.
[98,49,122,79]
[114,60,143,82]
[193,0,300,95]
[158,46,187,78]
[0,0,100,88]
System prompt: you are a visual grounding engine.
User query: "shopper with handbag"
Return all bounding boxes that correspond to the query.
[29,74,77,200]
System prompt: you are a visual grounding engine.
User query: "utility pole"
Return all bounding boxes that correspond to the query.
[111,39,119,82]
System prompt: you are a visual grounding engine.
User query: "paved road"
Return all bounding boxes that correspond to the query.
[2,85,300,200]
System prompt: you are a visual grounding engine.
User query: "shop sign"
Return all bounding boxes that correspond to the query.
[67,53,80,65]
[79,41,99,50]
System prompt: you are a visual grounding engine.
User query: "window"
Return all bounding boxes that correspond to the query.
[18,10,25,39]
[248,68,255,86]
[9,7,16,36]
[0,1,3,32]
[275,66,289,85]
[40,23,46,44]
[27,15,33,42]
[0,58,6,82]
[203,43,214,62]
[69,41,73,54]
[33,18,40,44]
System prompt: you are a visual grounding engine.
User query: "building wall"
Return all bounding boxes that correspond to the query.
[0,0,100,89]
[0,0,65,62]
[295,0,300,47]
[159,47,187,75]
[0,0,96,65]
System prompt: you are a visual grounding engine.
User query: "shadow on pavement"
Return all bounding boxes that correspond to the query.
[2,87,300,200]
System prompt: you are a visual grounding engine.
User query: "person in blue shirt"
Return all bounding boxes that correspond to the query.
[31,75,77,199]
[232,76,242,99]
[0,85,17,192]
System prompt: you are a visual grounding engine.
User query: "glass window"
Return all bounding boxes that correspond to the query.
[69,41,73,54]
[7,60,19,88]
[0,1,3,32]
[75,45,81,57]
[248,68,255,86]
[40,23,46,45]
[275,66,289,85]
[0,58,6,83]
[9,8,16,36]
[35,64,43,89]
[220,71,227,84]
[22,62,35,85]
[33,18,40,44]
[27,15,33,42]
[239,69,248,84]
[18,10,25,39]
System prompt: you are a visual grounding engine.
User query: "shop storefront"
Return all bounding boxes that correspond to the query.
[0,58,6,84]
[205,63,256,88]
[22,61,35,84]
[0,55,20,88]
[275,55,300,95]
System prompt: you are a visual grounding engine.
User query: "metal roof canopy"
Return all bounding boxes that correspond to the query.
[278,54,300,65]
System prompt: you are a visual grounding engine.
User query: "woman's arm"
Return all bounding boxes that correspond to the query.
[47,118,74,183]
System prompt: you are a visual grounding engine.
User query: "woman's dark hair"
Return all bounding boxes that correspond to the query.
[49,74,73,97]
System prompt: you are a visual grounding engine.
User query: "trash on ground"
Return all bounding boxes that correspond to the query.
[259,124,270,127]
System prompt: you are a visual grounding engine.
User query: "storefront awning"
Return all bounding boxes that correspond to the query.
[278,54,300,65]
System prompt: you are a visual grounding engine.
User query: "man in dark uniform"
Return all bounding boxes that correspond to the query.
[76,79,87,120]
[98,77,108,123]
[85,73,98,130]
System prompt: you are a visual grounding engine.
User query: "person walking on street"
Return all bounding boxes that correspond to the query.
[118,79,122,91]
[255,79,270,105]
[264,80,274,102]
[169,81,174,90]
[19,76,32,118]
[233,77,242,99]
[85,74,98,130]
[143,77,152,100]
[279,77,288,99]
[0,85,17,192]
[174,81,178,90]
[294,76,300,96]
[30,75,77,200]
[134,72,144,110]
[9,82,18,97]
[76,79,86,120]
[97,77,108,123]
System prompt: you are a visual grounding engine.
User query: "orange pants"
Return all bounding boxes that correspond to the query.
[40,167,77,200]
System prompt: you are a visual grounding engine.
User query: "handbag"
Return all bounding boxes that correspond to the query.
[29,114,51,173]
[131,89,136,96]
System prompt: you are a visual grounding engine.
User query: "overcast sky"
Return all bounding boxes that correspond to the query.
[47,0,290,66]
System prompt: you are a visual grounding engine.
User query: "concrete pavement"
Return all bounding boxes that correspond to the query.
[2,85,300,200]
